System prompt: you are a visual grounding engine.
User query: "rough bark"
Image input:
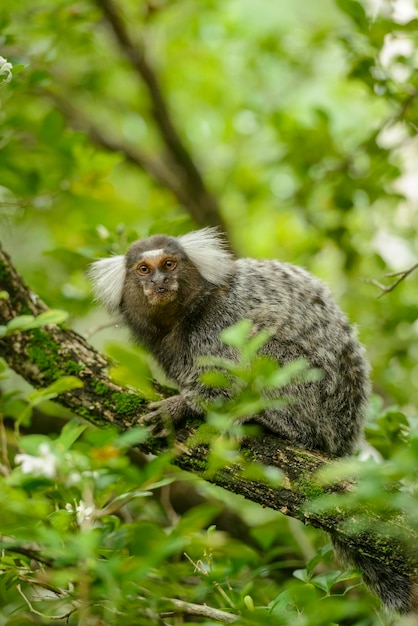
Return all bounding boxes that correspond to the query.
[1,242,418,597]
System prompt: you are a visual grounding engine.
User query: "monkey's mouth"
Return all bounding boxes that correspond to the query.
[144,287,177,306]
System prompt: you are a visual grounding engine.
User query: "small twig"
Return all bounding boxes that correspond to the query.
[0,415,11,472]
[17,574,71,597]
[1,536,53,567]
[84,321,121,340]
[161,597,239,623]
[16,584,77,620]
[183,553,236,609]
[0,462,9,476]
[365,262,418,297]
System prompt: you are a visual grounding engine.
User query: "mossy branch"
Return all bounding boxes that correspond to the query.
[1,241,417,603]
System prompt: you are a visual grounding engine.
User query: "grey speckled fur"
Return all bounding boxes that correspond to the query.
[90,227,370,457]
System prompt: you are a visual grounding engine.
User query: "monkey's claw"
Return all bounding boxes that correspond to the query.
[137,397,181,437]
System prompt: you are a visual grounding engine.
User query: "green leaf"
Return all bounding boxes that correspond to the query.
[305,544,333,576]
[9,63,26,76]
[220,319,253,348]
[106,342,159,401]
[49,509,72,532]
[200,370,231,388]
[33,310,69,326]
[57,419,88,450]
[335,0,368,28]
[0,357,8,376]
[173,503,221,536]
[6,315,36,333]
[244,595,254,611]
[5,310,69,335]
[115,426,149,448]
[293,568,310,583]
[269,590,297,615]
[17,434,52,455]
[28,376,83,406]
[310,570,343,592]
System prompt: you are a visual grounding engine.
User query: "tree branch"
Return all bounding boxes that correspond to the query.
[1,241,418,603]
[365,262,418,297]
[161,598,238,623]
[92,0,227,231]
[44,89,199,213]
[0,246,146,431]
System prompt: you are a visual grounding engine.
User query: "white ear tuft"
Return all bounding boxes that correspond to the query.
[87,255,126,315]
[178,227,234,285]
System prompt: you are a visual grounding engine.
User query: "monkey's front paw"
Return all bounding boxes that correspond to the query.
[138,409,170,438]
[138,395,186,437]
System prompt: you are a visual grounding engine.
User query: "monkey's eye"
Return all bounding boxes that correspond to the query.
[137,264,150,275]
[163,259,177,270]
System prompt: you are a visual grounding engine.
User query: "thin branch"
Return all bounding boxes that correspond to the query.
[365,262,418,297]
[16,584,77,621]
[45,90,190,206]
[84,320,121,340]
[161,598,239,623]
[95,0,197,164]
[94,0,227,230]
[0,539,53,567]
[0,415,11,473]
[183,553,236,609]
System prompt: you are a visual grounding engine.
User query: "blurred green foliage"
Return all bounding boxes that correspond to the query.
[1,0,418,623]
[1,0,418,408]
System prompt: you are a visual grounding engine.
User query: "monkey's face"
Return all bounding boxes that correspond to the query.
[89,229,233,318]
[131,249,180,306]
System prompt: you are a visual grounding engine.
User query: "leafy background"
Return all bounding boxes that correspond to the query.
[1,0,418,624]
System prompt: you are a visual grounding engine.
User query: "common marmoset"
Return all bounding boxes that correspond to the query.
[89,227,369,456]
[89,228,418,613]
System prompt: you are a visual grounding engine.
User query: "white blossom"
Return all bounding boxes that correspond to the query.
[15,443,57,479]
[66,500,95,526]
[0,56,13,84]
[66,471,82,486]
[66,469,99,487]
